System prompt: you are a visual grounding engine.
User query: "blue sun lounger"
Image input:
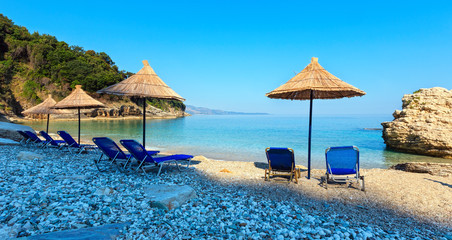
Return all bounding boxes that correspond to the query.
[24,131,46,147]
[321,146,365,191]
[17,130,32,145]
[39,131,66,148]
[57,131,97,154]
[265,147,300,183]
[92,137,160,172]
[120,139,193,177]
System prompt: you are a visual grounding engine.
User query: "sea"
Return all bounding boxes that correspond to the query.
[24,114,452,169]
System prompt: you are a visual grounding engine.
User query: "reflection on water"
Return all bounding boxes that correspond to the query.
[22,115,452,169]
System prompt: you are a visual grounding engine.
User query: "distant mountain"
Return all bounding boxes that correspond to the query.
[186,105,269,115]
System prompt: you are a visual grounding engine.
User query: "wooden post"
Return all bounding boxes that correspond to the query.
[78,107,81,145]
[307,90,314,179]
[46,114,50,133]
[143,97,146,147]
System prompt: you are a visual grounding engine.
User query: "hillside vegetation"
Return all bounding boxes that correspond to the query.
[0,14,184,118]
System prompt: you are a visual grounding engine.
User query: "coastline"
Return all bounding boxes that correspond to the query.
[15,116,452,169]
[0,144,450,239]
[10,115,186,123]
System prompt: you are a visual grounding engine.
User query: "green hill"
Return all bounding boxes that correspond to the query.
[0,14,184,118]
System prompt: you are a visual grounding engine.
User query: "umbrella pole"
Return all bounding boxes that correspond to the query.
[307,90,314,179]
[143,97,146,147]
[78,107,81,145]
[46,114,50,133]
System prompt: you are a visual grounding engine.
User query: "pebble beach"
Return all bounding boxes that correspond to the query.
[0,144,451,239]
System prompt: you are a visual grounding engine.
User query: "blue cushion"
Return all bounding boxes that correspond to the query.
[150,154,193,163]
[328,168,356,175]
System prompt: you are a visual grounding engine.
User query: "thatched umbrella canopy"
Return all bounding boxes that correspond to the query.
[53,85,105,144]
[22,94,71,133]
[97,60,185,147]
[266,57,365,179]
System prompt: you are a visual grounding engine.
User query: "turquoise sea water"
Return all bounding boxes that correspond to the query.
[24,114,452,169]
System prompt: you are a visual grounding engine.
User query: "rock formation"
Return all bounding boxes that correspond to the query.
[382,87,452,159]
[87,104,188,118]
[390,162,452,177]
[0,122,35,141]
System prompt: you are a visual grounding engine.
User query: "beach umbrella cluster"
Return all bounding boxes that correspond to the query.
[22,56,365,183]
[266,57,365,179]
[97,60,185,147]
[21,95,71,133]
[52,85,105,144]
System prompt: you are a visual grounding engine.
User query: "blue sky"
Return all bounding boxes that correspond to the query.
[3,1,452,115]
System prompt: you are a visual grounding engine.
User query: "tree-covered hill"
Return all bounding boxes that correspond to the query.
[0,14,184,118]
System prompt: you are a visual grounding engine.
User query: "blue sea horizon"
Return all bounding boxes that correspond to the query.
[24,114,452,169]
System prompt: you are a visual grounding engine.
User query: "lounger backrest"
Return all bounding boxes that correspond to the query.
[58,131,80,147]
[25,131,42,142]
[325,146,359,175]
[93,137,128,160]
[265,148,294,171]
[120,139,155,163]
[39,131,52,141]
[17,131,30,139]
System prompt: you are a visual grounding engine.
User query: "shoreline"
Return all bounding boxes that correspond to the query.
[11,115,186,123]
[12,120,452,169]
[0,144,450,239]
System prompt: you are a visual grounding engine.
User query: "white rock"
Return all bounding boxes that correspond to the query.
[94,187,113,196]
[16,151,43,161]
[145,184,197,210]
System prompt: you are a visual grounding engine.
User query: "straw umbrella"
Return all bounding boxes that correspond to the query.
[266,57,366,179]
[53,85,105,144]
[22,94,71,133]
[97,60,185,147]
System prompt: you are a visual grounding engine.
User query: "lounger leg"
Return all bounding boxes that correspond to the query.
[94,153,105,172]
[136,160,145,171]
[157,163,164,176]
[78,147,85,155]
[123,156,132,171]
[293,170,298,184]
[187,159,191,168]
[175,161,181,172]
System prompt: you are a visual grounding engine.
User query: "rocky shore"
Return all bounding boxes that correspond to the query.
[0,144,451,239]
[382,87,452,159]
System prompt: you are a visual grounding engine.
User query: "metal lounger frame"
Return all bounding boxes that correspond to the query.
[322,146,365,191]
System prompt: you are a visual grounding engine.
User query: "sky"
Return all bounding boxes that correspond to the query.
[2,0,452,115]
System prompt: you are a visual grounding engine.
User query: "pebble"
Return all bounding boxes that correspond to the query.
[0,145,448,239]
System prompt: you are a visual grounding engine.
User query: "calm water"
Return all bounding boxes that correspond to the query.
[24,114,452,169]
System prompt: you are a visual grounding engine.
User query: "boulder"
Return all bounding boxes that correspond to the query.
[0,137,20,146]
[382,87,452,158]
[94,187,114,196]
[0,122,34,142]
[20,222,129,240]
[390,162,452,177]
[17,151,43,161]
[144,184,197,210]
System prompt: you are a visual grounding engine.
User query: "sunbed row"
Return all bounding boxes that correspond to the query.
[93,137,192,177]
[17,130,95,154]
[18,130,363,189]
[17,130,193,177]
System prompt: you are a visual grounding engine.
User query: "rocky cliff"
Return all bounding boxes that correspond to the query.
[87,104,188,118]
[382,87,452,159]
[21,101,189,121]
